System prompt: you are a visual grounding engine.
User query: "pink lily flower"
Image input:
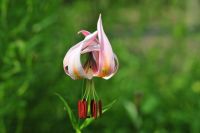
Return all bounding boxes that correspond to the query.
[63,14,118,80]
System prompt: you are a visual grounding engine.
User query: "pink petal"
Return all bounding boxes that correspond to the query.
[81,43,100,54]
[92,51,99,76]
[78,30,91,36]
[81,31,98,50]
[63,42,81,74]
[102,53,119,79]
[63,42,85,79]
[79,30,99,44]
[63,31,98,79]
[97,14,115,79]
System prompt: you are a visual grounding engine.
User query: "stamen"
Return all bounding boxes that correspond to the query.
[82,99,87,118]
[78,79,102,119]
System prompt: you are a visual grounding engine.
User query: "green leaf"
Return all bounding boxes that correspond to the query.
[55,93,78,130]
[80,99,117,130]
[102,99,117,113]
[124,101,142,129]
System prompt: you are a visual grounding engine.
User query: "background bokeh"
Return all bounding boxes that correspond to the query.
[1,0,200,132]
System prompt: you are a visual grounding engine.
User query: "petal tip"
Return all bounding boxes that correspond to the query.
[98,14,102,23]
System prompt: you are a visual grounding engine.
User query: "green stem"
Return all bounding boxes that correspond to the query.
[94,86,99,100]
[81,79,85,99]
[75,129,82,133]
[85,80,91,101]
[92,81,95,100]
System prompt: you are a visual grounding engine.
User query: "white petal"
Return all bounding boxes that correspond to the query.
[63,42,85,79]
[63,31,99,79]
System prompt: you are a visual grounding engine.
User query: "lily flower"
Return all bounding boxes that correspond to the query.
[63,14,118,80]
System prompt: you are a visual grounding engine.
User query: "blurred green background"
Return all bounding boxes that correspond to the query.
[1,0,200,132]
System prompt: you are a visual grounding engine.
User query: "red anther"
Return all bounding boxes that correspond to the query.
[78,99,87,119]
[82,99,87,118]
[92,101,97,119]
[98,100,102,117]
[78,100,82,118]
[79,99,102,119]
[81,101,85,118]
[90,99,94,117]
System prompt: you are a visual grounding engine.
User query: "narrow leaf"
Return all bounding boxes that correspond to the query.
[102,99,117,113]
[55,93,78,129]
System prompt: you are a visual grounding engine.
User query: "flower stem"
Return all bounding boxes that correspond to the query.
[81,79,86,99]
[85,80,91,101]
[75,129,82,133]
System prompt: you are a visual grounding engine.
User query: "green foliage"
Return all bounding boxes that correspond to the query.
[55,93,78,130]
[1,0,200,133]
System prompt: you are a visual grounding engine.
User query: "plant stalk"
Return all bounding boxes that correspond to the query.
[75,129,82,133]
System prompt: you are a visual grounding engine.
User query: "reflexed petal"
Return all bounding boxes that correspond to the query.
[63,31,99,79]
[64,42,86,79]
[113,53,119,74]
[81,43,100,54]
[79,30,99,44]
[102,53,119,79]
[78,30,100,54]
[82,31,98,50]
[79,30,100,73]
[78,30,90,36]
[97,14,115,78]
[63,42,82,75]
